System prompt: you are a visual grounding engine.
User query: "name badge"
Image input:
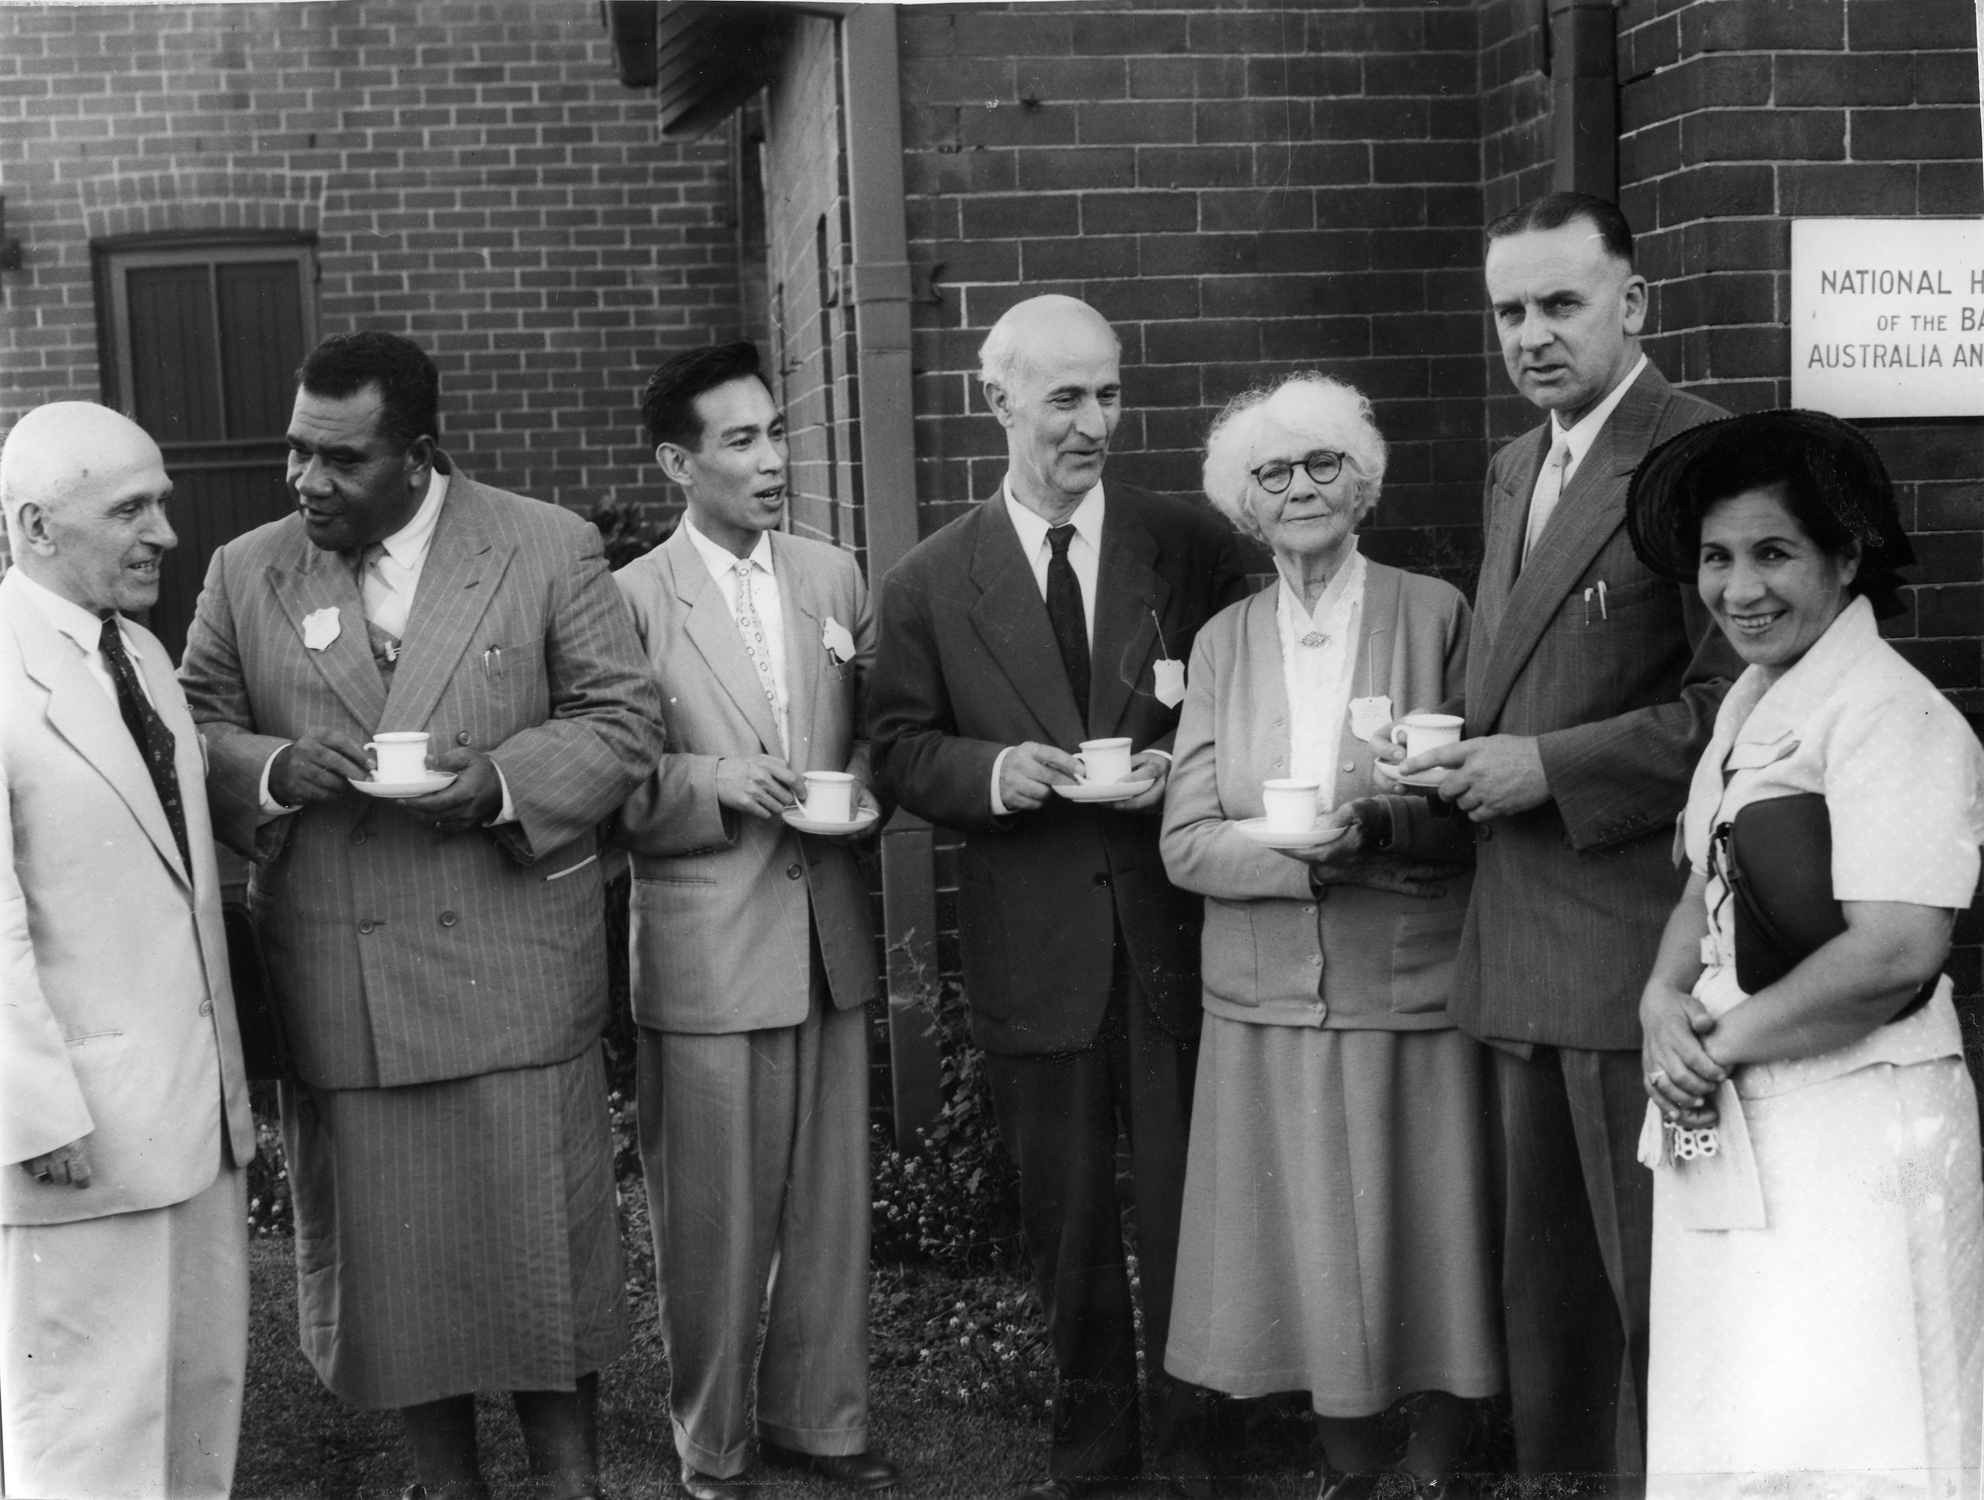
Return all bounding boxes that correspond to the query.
[1347,695,1393,741]
[1153,658,1186,709]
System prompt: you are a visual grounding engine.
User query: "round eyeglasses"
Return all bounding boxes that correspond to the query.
[1250,450,1346,493]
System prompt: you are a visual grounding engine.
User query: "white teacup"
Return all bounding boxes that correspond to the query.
[366,731,432,784]
[1261,778,1322,838]
[1072,737,1134,786]
[802,770,856,824]
[1389,713,1464,762]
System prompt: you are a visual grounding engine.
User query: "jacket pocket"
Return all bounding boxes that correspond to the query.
[1389,908,1466,1014]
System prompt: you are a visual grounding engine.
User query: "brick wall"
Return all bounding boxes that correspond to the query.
[1615,0,1984,997]
[895,0,1491,593]
[0,0,743,522]
[760,15,868,560]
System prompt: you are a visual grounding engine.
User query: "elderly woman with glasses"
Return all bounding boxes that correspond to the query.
[1625,410,1984,1496]
[1159,374,1500,1499]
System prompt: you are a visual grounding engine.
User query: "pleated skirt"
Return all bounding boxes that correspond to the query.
[282,1046,629,1409]
[1647,1056,1984,1500]
[1164,1015,1503,1417]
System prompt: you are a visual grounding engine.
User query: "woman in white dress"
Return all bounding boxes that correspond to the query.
[1625,409,1984,1499]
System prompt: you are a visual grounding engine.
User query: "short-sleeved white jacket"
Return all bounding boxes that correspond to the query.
[1682,595,1984,1100]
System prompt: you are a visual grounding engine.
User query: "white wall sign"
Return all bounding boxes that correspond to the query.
[1790,218,1984,418]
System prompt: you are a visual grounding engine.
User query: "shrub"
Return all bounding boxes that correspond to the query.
[869,939,1027,1272]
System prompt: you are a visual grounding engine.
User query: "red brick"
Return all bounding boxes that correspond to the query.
[1681,1,1843,54]
[1846,0,1977,51]
[1772,51,1912,107]
[1079,191,1197,235]
[1778,162,1917,217]
[1136,144,1252,190]
[1852,107,1983,162]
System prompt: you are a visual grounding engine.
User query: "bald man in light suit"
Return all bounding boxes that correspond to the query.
[0,402,255,1499]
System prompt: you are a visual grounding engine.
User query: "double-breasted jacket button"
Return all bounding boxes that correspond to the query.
[350,827,367,845]
[1093,872,1111,888]
[439,910,458,928]
[199,999,214,1017]
[358,919,378,934]
[787,863,804,880]
[1342,761,1356,773]
[456,731,472,746]
[1477,825,1495,843]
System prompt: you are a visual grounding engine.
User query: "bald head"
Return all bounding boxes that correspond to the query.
[2,402,175,615]
[976,297,1124,518]
[977,295,1119,391]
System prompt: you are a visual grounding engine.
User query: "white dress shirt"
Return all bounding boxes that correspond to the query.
[1526,352,1649,554]
[10,568,159,711]
[1002,478,1104,648]
[683,515,790,752]
[1275,544,1366,812]
[990,479,1110,816]
[358,463,448,642]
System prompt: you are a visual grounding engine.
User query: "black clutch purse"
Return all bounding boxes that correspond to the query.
[1721,792,1934,1022]
[222,898,294,1081]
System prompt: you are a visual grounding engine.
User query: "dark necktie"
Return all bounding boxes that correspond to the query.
[1045,524,1091,720]
[98,616,192,876]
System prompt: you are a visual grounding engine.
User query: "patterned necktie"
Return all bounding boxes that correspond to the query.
[733,559,785,751]
[1521,434,1573,566]
[1045,524,1091,719]
[97,616,192,876]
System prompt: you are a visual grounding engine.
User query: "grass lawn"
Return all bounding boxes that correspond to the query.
[235,1230,1587,1500]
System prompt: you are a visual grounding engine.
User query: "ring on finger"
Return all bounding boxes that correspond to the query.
[1646,1066,1669,1089]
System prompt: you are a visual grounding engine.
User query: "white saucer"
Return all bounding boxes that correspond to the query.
[348,771,458,799]
[1233,818,1351,850]
[1053,777,1156,803]
[781,805,881,836]
[1374,760,1449,790]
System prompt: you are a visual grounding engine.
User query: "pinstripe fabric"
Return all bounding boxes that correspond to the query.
[282,1048,626,1408]
[178,461,664,1087]
[1450,366,1736,1052]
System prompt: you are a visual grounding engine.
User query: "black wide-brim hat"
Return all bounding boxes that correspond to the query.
[1625,407,1915,613]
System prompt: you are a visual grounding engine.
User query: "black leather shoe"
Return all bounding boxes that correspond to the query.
[1316,1471,1383,1500]
[759,1440,900,1491]
[1160,1448,1217,1500]
[1018,1480,1102,1500]
[677,1463,749,1500]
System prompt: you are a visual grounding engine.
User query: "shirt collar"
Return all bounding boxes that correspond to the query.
[1550,351,1648,477]
[1003,478,1105,558]
[1724,595,1883,743]
[683,513,776,585]
[11,566,122,656]
[377,465,449,569]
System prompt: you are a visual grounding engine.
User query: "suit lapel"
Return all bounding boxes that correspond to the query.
[383,479,508,732]
[1473,428,1546,649]
[772,532,823,770]
[2,582,190,888]
[1470,366,1671,733]
[670,528,784,755]
[1089,486,1171,739]
[268,540,387,730]
[966,493,1086,748]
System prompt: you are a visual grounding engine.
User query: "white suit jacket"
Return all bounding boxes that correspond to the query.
[0,569,254,1226]
[611,525,880,1033]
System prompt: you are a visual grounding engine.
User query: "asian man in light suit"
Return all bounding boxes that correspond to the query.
[0,402,254,1500]
[610,342,899,1500]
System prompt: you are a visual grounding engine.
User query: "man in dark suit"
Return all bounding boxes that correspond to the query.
[1394,194,1739,1487]
[869,295,1248,1500]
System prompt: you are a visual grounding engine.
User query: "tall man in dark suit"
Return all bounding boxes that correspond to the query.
[1393,194,1739,1485]
[180,331,663,1500]
[869,295,1248,1500]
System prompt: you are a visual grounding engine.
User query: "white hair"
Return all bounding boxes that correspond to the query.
[976,294,1120,392]
[1201,372,1388,541]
